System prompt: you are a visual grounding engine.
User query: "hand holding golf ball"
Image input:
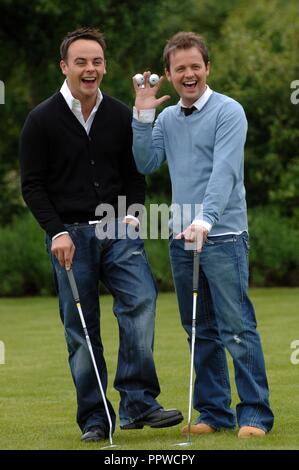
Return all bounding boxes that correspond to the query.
[133,71,171,110]
[134,73,145,86]
[149,74,159,86]
[134,73,160,87]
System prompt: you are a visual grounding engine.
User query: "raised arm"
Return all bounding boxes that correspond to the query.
[132,71,170,175]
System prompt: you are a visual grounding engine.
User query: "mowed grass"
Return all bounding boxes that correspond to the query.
[0,289,298,450]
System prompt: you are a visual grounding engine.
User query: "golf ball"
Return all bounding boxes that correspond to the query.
[149,74,159,86]
[134,74,144,86]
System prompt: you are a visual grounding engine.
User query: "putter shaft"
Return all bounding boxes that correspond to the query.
[187,251,200,441]
[66,269,114,446]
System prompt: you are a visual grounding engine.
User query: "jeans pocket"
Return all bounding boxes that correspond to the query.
[242,236,250,252]
[205,236,236,246]
[168,234,175,247]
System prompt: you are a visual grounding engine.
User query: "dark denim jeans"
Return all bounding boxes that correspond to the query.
[46,220,161,433]
[169,232,274,432]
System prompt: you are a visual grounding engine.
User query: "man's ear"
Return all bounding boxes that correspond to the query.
[104,60,107,74]
[60,60,67,75]
[165,68,171,82]
[206,61,210,77]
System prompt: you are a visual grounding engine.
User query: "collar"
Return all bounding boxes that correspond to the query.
[179,85,213,113]
[60,79,102,112]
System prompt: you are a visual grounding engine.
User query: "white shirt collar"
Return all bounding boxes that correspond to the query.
[179,85,213,112]
[60,79,102,113]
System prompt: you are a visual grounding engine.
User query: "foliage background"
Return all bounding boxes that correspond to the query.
[0,0,298,295]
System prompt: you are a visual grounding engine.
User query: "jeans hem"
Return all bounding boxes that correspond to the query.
[195,418,236,431]
[238,423,269,433]
[83,421,111,435]
[120,403,162,427]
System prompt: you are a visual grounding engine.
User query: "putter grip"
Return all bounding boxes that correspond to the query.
[66,269,80,302]
[193,252,200,292]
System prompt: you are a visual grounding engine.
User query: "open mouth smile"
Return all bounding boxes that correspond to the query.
[81,77,97,84]
[183,80,197,90]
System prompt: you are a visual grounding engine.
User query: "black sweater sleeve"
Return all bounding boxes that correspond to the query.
[19,113,67,238]
[121,111,146,219]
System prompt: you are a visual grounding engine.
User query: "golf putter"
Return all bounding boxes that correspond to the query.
[174,250,200,447]
[66,268,118,449]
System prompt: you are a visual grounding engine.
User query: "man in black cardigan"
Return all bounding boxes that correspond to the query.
[20,27,182,442]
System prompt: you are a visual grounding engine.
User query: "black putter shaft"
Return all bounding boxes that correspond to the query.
[66,269,115,446]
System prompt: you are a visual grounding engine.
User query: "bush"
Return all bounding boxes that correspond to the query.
[0,213,54,296]
[144,238,173,292]
[144,208,299,290]
[143,203,299,289]
[248,208,299,286]
[1,208,298,296]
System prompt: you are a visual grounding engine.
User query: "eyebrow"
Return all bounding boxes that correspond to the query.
[74,57,104,62]
[175,62,202,69]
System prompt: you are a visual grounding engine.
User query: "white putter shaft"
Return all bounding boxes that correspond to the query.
[174,251,199,447]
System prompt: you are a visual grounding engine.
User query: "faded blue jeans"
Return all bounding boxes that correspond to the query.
[169,232,274,432]
[46,220,161,434]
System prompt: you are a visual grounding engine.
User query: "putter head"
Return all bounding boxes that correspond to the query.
[100,444,120,450]
[172,428,192,447]
[172,441,193,447]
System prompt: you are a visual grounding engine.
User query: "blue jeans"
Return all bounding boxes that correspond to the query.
[46,220,161,433]
[169,232,274,432]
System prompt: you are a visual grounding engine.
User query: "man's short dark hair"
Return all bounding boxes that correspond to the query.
[60,27,106,62]
[163,32,209,71]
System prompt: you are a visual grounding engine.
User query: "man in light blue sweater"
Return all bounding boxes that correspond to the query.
[132,32,274,438]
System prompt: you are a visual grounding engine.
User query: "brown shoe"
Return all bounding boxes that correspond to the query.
[181,423,216,435]
[238,426,266,438]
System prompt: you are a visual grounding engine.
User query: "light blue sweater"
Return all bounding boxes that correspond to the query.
[132,91,248,236]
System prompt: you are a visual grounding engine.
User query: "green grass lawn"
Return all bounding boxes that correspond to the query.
[0,289,298,450]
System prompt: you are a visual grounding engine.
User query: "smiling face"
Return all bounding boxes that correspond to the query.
[165,46,210,107]
[60,39,106,104]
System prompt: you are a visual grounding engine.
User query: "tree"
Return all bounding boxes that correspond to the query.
[0,0,188,223]
[210,0,299,217]
[1,0,297,222]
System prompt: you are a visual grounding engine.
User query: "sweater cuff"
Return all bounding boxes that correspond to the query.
[52,231,69,241]
[46,220,69,240]
[133,106,156,123]
[192,219,212,232]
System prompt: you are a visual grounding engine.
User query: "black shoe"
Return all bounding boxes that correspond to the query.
[120,408,184,430]
[81,426,106,442]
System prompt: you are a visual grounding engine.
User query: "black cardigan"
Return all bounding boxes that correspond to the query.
[19,92,145,238]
